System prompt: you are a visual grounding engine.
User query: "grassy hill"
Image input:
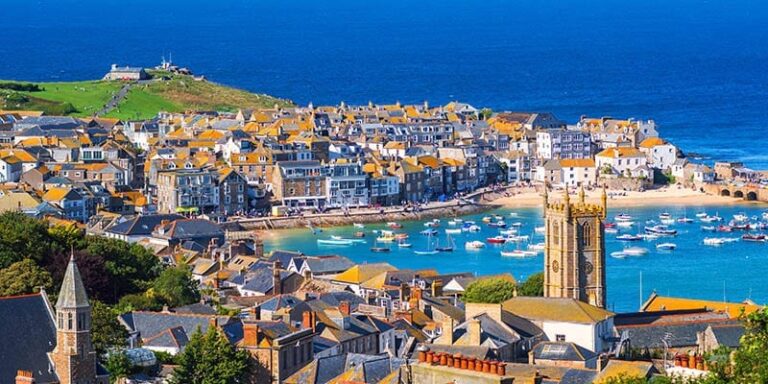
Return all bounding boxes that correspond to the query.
[0,72,292,120]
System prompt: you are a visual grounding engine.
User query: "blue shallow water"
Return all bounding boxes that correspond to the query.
[1,0,768,166]
[262,203,768,312]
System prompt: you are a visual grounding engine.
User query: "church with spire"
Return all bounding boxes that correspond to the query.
[542,185,608,309]
[0,254,109,384]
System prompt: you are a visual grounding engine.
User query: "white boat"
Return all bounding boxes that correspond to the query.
[317,239,353,246]
[353,223,365,228]
[511,222,524,227]
[414,231,438,255]
[534,226,545,234]
[454,218,464,223]
[528,243,545,252]
[660,218,675,225]
[445,228,462,235]
[677,217,694,223]
[605,228,619,234]
[611,251,628,258]
[509,212,519,217]
[656,243,677,250]
[639,233,659,240]
[447,220,457,226]
[734,213,748,222]
[703,237,738,246]
[696,212,708,218]
[659,213,672,220]
[701,226,716,232]
[465,241,486,250]
[615,213,633,222]
[330,235,366,243]
[617,234,643,241]
[623,247,649,256]
[493,214,504,220]
[506,235,529,242]
[499,229,518,236]
[467,225,481,232]
[501,250,528,257]
[616,221,635,228]
[398,240,412,248]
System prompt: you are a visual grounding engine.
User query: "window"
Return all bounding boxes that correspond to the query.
[581,222,592,246]
[67,313,73,330]
[556,334,566,342]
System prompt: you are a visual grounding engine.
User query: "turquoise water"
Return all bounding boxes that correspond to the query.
[263,203,768,312]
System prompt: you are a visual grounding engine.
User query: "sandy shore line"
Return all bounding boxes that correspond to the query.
[491,186,758,208]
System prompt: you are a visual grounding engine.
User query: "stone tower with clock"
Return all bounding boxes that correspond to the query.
[542,186,607,308]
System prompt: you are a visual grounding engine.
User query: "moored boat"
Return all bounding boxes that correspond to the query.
[656,242,677,250]
[353,223,365,229]
[445,228,462,235]
[615,213,633,222]
[387,222,403,229]
[318,239,353,246]
[465,241,485,249]
[742,234,766,242]
[486,236,507,244]
[622,247,649,256]
[644,225,677,236]
[617,234,643,241]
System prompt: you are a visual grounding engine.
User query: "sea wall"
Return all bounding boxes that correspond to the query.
[235,202,500,230]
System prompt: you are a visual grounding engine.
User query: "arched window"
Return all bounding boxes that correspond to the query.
[581,223,592,246]
[552,222,560,244]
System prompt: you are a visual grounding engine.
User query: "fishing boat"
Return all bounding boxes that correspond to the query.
[486,236,507,244]
[534,226,545,234]
[330,235,366,244]
[617,234,643,241]
[420,229,438,236]
[353,223,365,229]
[435,234,455,252]
[615,213,633,222]
[488,220,507,228]
[445,228,462,235]
[656,242,677,250]
[465,241,485,249]
[387,222,403,229]
[414,231,438,255]
[623,247,649,256]
[644,225,677,236]
[317,239,353,246]
[742,234,766,242]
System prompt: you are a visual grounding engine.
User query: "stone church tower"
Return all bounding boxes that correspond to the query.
[543,186,607,308]
[51,254,100,384]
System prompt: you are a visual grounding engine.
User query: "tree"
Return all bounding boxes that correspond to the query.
[462,277,517,304]
[91,300,129,356]
[46,250,109,302]
[48,223,84,250]
[85,237,161,303]
[153,266,200,308]
[0,211,55,269]
[732,308,768,383]
[0,259,53,296]
[104,351,133,384]
[517,272,544,297]
[117,293,163,313]
[172,326,251,384]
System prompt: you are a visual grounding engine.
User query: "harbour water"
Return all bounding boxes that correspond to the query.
[263,203,768,312]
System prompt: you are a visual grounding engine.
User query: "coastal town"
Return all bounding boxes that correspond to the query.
[1,67,768,384]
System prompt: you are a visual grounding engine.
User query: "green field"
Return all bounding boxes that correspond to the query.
[0,72,292,120]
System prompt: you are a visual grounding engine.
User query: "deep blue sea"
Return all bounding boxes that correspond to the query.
[3,1,768,311]
[2,0,767,166]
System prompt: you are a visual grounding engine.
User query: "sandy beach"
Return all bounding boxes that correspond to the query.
[490,186,755,208]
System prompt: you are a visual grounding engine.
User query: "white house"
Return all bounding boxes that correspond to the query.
[559,158,597,187]
[595,147,648,178]
[0,155,23,182]
[638,137,677,171]
[503,297,615,353]
[536,129,592,160]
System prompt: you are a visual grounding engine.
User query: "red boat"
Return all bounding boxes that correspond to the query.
[605,222,617,228]
[732,223,751,231]
[716,225,733,232]
[486,236,507,244]
[742,234,766,242]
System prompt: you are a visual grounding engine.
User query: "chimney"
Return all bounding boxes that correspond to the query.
[302,310,316,332]
[528,350,535,365]
[409,286,422,309]
[272,261,282,295]
[431,279,443,297]
[339,300,351,316]
[242,321,259,347]
[438,317,454,345]
[249,306,260,320]
[467,318,481,346]
[254,239,264,258]
[15,370,34,384]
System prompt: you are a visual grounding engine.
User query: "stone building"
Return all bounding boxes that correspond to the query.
[542,187,607,309]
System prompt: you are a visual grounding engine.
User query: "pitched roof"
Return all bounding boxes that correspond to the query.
[56,255,90,309]
[638,137,667,148]
[595,147,644,159]
[332,263,397,284]
[106,214,184,236]
[532,341,597,362]
[559,158,595,168]
[502,297,614,324]
[640,293,763,319]
[0,293,58,384]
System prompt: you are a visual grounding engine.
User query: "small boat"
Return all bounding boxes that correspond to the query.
[645,225,677,236]
[398,240,412,248]
[454,218,464,223]
[660,218,676,225]
[605,222,617,228]
[659,213,672,220]
[501,250,528,257]
[420,229,438,236]
[445,228,462,235]
[354,231,366,238]
[616,221,635,228]
[696,212,708,218]
[511,222,524,227]
[499,229,518,236]
[617,234,643,241]
[701,226,716,232]
[435,234,455,252]
[623,247,649,256]
[656,242,677,250]
[506,235,529,242]
[317,239,353,246]
[447,220,457,226]
[615,213,633,222]
[486,236,507,244]
[716,225,733,233]
[701,215,723,223]
[742,234,766,242]
[534,226,545,234]
[611,251,628,258]
[424,220,440,228]
[509,212,519,217]
[371,238,390,252]
[387,222,403,229]
[704,237,738,246]
[733,213,748,222]
[731,222,751,231]
[353,223,365,229]
[414,231,438,255]
[330,235,366,244]
[395,233,409,240]
[640,233,659,241]
[493,214,504,220]
[677,217,694,223]
[465,241,485,249]
[488,220,507,228]
[605,227,619,234]
[528,243,545,252]
[377,231,397,242]
[414,249,438,255]
[467,225,481,232]
[482,216,493,223]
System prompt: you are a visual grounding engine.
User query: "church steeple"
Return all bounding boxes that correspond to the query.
[52,252,99,384]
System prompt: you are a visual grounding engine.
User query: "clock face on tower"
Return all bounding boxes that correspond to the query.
[552,260,560,273]
[584,261,594,275]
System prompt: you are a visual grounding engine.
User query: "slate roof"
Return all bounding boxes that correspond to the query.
[559,369,598,384]
[532,341,597,362]
[259,294,303,312]
[268,250,304,267]
[312,291,366,311]
[106,214,184,236]
[285,353,401,384]
[451,313,521,348]
[303,255,355,274]
[241,268,293,294]
[614,309,738,349]
[56,255,90,309]
[502,297,614,324]
[709,324,744,348]
[119,311,230,348]
[16,116,83,130]
[156,218,223,240]
[0,293,58,384]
